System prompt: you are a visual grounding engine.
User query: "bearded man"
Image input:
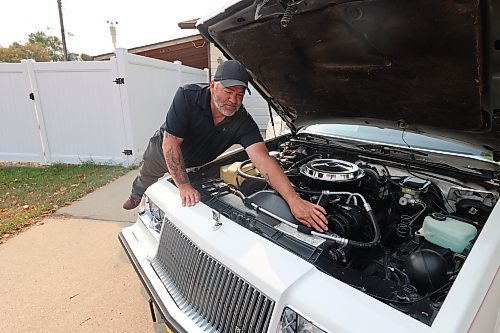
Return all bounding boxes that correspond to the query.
[122,60,328,231]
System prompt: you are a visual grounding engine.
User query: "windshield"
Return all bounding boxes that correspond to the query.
[303,124,493,161]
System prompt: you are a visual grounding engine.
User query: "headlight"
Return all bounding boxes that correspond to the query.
[278,307,326,333]
[145,196,164,233]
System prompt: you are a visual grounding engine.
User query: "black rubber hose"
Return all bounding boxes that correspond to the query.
[295,189,381,248]
[294,188,322,195]
[234,186,381,249]
[347,210,381,248]
[289,153,320,169]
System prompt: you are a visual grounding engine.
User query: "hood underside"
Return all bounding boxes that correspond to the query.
[198,0,500,157]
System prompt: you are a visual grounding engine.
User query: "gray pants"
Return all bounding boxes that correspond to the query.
[131,132,168,199]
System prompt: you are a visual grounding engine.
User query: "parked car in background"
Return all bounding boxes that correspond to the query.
[120,0,500,332]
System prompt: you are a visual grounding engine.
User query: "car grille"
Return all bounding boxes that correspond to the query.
[150,218,275,333]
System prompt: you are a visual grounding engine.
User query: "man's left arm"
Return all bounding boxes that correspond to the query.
[245,142,328,232]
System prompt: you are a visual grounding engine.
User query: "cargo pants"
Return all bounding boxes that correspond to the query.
[130,132,168,199]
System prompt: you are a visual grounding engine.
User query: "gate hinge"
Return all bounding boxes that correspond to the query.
[122,149,133,156]
[29,92,35,100]
[113,77,125,84]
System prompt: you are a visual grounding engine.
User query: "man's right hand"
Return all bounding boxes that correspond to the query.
[163,132,200,207]
[178,183,200,207]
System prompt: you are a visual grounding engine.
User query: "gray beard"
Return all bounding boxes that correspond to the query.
[213,94,240,117]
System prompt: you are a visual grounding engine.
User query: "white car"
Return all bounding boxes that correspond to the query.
[119,1,500,332]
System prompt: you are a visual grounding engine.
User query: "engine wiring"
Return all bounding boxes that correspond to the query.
[359,281,453,305]
[189,138,496,326]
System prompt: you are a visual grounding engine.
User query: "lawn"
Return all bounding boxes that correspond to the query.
[0,163,132,235]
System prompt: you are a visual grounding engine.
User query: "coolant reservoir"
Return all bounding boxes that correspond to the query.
[416,213,477,253]
[220,162,260,188]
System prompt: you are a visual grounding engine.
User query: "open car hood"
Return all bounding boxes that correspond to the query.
[197,0,500,159]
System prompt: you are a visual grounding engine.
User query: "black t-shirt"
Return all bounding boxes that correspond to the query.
[160,83,262,168]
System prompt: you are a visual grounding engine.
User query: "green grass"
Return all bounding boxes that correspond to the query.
[0,162,132,235]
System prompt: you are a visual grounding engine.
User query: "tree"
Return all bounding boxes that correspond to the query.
[27,31,64,61]
[0,46,18,63]
[19,43,52,62]
[0,42,51,63]
[0,31,93,63]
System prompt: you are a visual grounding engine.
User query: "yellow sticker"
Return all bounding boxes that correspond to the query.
[165,325,174,333]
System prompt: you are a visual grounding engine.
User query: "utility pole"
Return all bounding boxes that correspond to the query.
[57,0,69,61]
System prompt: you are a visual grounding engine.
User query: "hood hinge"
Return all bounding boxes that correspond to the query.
[269,97,297,135]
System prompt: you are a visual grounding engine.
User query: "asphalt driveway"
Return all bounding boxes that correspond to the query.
[0,170,155,333]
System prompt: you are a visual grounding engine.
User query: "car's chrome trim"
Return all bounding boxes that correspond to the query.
[150,216,275,333]
[118,230,187,333]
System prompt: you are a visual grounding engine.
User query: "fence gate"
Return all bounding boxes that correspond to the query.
[0,50,214,166]
[29,60,132,165]
[0,62,45,163]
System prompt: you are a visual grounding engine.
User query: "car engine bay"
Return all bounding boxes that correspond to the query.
[182,133,499,326]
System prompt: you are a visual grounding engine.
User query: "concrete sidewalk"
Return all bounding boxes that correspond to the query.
[0,169,155,333]
[56,169,139,222]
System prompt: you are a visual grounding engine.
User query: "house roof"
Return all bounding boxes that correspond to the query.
[93,34,205,60]
[93,33,209,69]
[178,19,199,30]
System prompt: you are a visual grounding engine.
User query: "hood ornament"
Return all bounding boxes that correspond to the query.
[212,210,222,231]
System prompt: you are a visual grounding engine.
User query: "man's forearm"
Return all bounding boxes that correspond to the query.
[162,140,190,186]
[259,159,299,204]
[162,133,200,207]
[246,142,328,230]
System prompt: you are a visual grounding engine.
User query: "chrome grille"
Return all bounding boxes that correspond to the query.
[151,218,275,333]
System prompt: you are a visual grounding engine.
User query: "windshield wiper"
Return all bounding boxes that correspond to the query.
[355,143,498,182]
[356,144,428,160]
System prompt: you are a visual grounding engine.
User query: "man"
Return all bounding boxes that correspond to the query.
[123,60,328,232]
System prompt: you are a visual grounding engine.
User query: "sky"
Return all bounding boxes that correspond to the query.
[0,0,233,56]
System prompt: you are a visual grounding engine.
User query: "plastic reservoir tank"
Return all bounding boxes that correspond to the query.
[220,162,260,187]
[416,213,477,253]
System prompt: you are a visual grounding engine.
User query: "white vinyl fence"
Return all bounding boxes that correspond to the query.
[0,49,209,166]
